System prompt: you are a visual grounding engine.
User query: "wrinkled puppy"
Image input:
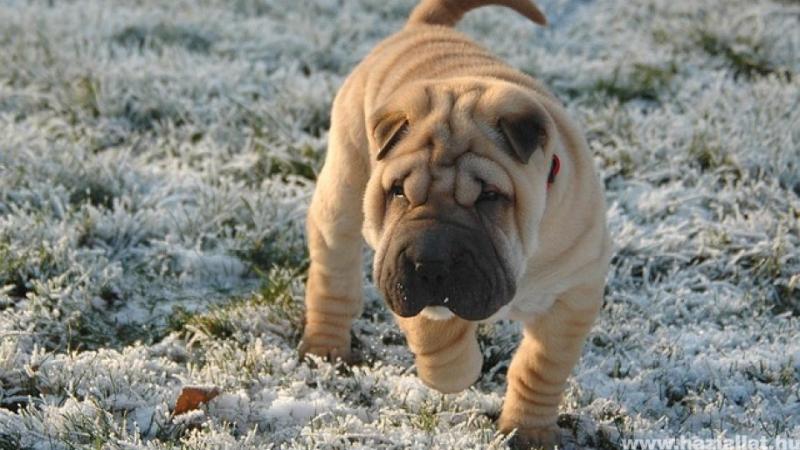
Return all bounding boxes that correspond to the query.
[299,0,612,446]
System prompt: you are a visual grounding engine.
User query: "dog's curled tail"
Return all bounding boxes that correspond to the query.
[407,0,547,28]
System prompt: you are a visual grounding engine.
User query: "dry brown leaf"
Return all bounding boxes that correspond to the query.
[172,385,221,416]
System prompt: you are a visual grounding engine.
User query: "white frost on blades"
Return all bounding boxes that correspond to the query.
[261,392,336,424]
[0,0,797,448]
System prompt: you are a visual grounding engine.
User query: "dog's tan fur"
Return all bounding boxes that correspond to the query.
[299,0,612,446]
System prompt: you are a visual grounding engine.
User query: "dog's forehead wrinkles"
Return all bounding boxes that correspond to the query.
[422,86,485,165]
[425,90,454,165]
[429,166,456,195]
[383,85,501,202]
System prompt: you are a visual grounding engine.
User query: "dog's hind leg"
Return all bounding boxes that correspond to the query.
[299,89,369,363]
[498,282,603,449]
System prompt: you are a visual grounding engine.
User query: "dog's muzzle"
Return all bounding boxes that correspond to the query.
[379,220,515,321]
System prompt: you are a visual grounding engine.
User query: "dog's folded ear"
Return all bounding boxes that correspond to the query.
[497,105,549,164]
[373,112,409,161]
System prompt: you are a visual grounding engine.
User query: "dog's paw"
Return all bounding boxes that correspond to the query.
[500,423,559,450]
[297,334,352,363]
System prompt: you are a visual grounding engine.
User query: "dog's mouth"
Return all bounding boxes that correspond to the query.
[376,222,516,321]
[420,306,455,321]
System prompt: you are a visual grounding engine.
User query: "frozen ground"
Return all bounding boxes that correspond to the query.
[0,0,798,448]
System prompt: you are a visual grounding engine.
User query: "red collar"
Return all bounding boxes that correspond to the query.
[547,154,560,188]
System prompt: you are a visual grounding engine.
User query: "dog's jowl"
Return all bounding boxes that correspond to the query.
[299,0,613,447]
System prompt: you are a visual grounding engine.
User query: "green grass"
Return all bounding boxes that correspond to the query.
[556,62,678,104]
[0,239,56,301]
[234,232,309,275]
[591,63,678,103]
[68,181,117,210]
[412,402,440,432]
[263,145,320,182]
[695,30,792,80]
[686,133,740,174]
[112,23,215,54]
[70,74,102,119]
[744,360,784,385]
[0,432,25,450]
[168,266,305,345]
[237,113,325,186]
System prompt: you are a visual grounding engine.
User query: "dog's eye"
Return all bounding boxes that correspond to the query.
[389,183,405,199]
[477,181,502,202]
[477,190,500,202]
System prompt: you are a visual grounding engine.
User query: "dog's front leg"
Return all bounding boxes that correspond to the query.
[299,119,368,362]
[499,283,603,448]
[395,315,482,393]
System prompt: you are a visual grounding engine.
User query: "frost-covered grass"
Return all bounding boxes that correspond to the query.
[0,0,798,448]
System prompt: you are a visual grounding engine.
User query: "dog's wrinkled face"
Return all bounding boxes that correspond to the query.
[363,81,556,321]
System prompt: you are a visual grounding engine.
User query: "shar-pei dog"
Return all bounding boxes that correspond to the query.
[299,0,612,447]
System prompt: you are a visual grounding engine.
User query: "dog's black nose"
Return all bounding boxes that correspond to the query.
[404,227,452,292]
[414,260,449,287]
